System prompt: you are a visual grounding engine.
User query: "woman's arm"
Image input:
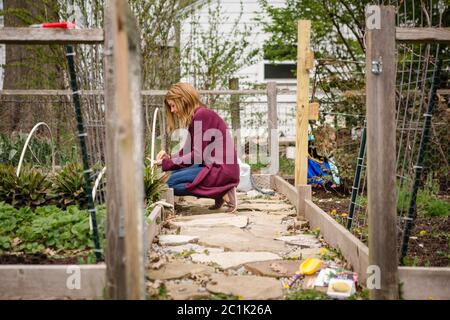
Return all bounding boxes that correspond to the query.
[161,111,207,171]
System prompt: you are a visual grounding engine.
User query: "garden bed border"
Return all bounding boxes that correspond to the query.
[271,174,450,300]
[0,188,174,300]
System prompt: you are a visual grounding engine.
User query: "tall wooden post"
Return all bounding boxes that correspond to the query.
[229,78,241,160]
[104,0,126,300]
[267,81,279,175]
[366,5,399,300]
[295,20,312,186]
[105,0,146,300]
[229,78,240,131]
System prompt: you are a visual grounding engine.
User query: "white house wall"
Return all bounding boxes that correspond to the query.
[181,0,298,139]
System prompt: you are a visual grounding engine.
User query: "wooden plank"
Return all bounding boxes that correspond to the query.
[0,89,267,97]
[366,5,399,300]
[115,0,146,300]
[105,0,146,300]
[267,82,279,175]
[305,49,315,70]
[104,0,127,300]
[272,175,300,214]
[304,200,370,283]
[296,185,311,219]
[398,267,450,300]
[162,188,175,207]
[229,78,241,131]
[309,102,319,121]
[0,27,104,44]
[396,27,450,43]
[295,20,311,186]
[0,265,106,299]
[0,89,101,96]
[437,89,450,95]
[146,206,163,249]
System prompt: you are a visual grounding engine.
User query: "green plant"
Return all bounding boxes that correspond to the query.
[347,288,369,300]
[174,249,196,259]
[285,289,330,300]
[397,182,450,217]
[279,156,295,176]
[51,162,87,209]
[0,164,52,209]
[402,256,419,267]
[206,293,240,300]
[422,200,450,217]
[143,165,168,204]
[0,202,105,256]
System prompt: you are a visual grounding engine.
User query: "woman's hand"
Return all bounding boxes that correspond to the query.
[156,150,170,161]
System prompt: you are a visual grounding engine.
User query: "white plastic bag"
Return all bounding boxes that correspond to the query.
[237,158,252,192]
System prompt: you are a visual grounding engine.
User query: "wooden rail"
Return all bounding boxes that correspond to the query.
[0,89,267,96]
[0,27,104,44]
[396,27,450,43]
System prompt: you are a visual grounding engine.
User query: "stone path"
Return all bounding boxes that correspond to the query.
[146,191,352,300]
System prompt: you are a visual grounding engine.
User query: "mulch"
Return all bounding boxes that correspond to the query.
[407,217,449,267]
[286,178,449,267]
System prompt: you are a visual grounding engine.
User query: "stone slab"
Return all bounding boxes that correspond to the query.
[170,215,248,228]
[147,262,215,280]
[165,244,224,255]
[166,282,210,300]
[275,235,321,248]
[191,251,281,269]
[158,235,199,246]
[206,274,283,300]
[244,260,303,278]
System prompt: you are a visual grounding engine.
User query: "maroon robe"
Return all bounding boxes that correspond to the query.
[162,106,240,198]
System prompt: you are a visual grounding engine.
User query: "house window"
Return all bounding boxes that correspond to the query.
[264,63,296,79]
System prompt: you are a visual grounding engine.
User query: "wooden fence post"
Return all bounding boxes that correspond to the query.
[105,0,146,300]
[229,78,240,131]
[366,5,399,300]
[104,0,126,300]
[267,81,279,175]
[295,20,312,186]
[229,78,243,161]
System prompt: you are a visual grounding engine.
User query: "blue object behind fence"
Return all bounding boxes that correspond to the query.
[307,157,340,186]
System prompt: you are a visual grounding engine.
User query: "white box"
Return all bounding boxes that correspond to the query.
[326,278,356,299]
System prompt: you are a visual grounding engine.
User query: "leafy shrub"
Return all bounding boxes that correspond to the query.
[0,133,54,167]
[51,162,87,209]
[0,164,52,209]
[143,165,168,204]
[0,202,105,255]
[423,200,450,217]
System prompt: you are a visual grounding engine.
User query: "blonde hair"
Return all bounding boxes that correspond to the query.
[164,83,202,132]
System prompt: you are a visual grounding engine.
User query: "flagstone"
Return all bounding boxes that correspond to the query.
[158,235,199,246]
[147,261,215,280]
[206,274,283,300]
[244,260,303,278]
[166,282,210,300]
[191,251,281,269]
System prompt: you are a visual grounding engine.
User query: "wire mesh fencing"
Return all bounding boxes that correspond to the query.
[345,0,449,266]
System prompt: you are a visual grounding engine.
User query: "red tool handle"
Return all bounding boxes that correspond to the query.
[39,22,77,29]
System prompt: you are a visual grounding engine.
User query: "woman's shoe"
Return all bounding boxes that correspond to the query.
[223,187,237,213]
[208,198,224,210]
